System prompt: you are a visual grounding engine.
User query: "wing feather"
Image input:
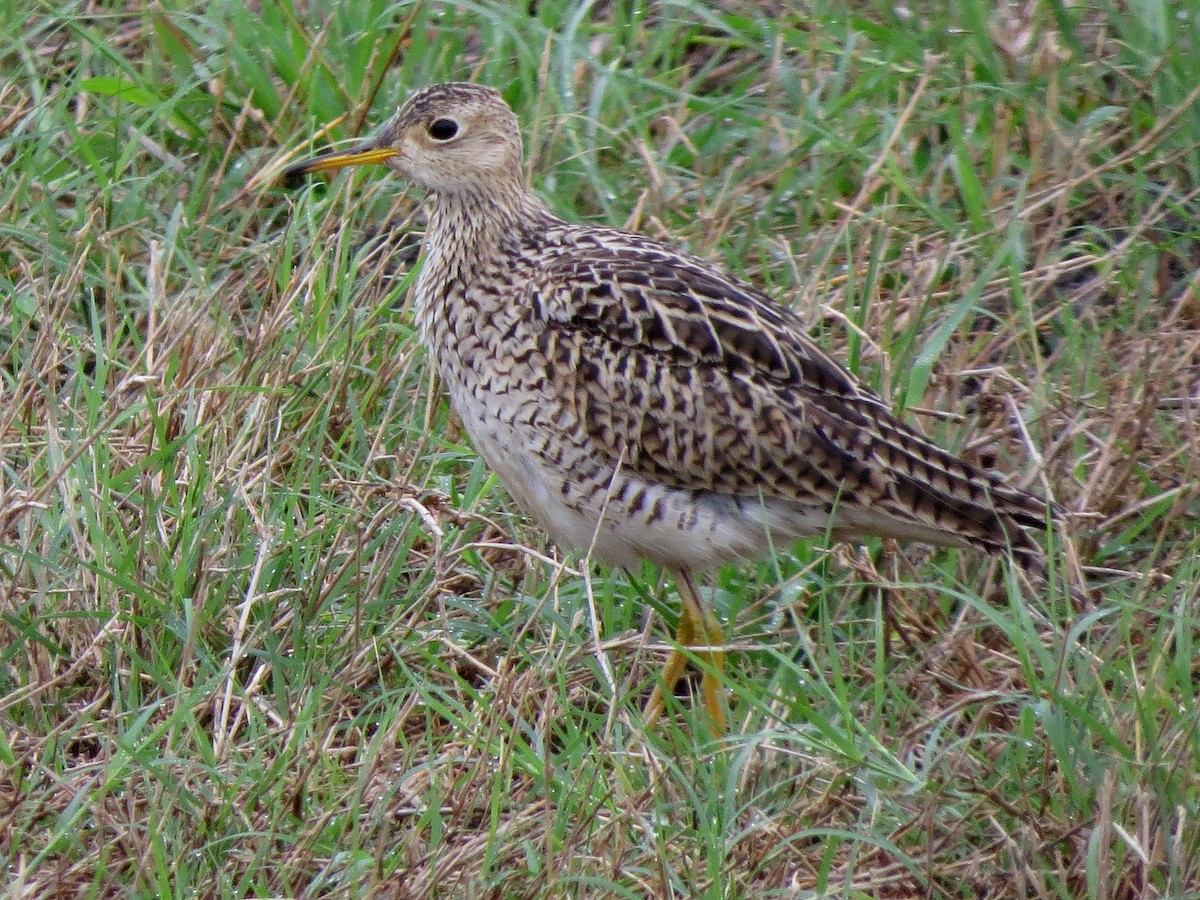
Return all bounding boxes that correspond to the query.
[529,230,1050,556]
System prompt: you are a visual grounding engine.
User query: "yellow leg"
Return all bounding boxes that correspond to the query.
[643,568,727,731]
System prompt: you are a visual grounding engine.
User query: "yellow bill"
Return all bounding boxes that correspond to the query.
[282,142,400,186]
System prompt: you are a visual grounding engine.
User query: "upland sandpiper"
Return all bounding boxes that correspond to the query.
[281,83,1058,729]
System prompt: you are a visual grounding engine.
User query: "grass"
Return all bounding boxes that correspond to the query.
[2,0,1199,896]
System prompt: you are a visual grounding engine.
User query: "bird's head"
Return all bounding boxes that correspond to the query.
[283,82,524,196]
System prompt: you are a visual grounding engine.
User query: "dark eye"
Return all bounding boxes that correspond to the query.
[428,118,459,141]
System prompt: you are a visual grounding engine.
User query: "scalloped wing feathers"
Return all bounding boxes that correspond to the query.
[530,227,1048,560]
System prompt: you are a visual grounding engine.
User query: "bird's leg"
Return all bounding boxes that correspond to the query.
[643,567,727,731]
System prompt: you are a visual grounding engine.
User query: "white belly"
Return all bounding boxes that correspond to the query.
[453,388,834,570]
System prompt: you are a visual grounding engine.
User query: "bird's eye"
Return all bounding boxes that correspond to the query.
[428,118,459,141]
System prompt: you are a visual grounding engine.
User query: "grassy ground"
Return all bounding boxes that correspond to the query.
[2,0,1199,896]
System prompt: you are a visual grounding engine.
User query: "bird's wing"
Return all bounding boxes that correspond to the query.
[528,232,1048,551]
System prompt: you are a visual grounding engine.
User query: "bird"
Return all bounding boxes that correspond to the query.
[280,82,1059,730]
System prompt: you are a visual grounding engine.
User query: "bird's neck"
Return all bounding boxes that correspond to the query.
[424,179,547,268]
[413,178,554,357]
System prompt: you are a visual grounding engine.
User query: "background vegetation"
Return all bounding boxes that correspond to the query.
[2,0,1198,896]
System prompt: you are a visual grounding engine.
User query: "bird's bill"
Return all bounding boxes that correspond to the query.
[282,142,400,181]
